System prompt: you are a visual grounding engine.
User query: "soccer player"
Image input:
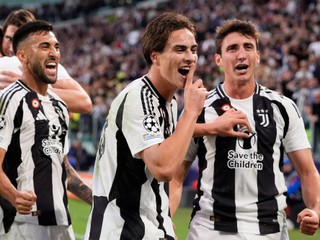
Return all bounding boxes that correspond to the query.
[0,9,92,114]
[83,12,208,240]
[0,20,92,240]
[170,19,320,240]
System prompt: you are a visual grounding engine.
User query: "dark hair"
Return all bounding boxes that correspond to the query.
[13,20,53,54]
[142,12,196,66]
[215,19,259,55]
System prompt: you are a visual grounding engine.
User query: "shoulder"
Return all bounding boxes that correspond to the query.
[258,84,294,105]
[0,81,28,111]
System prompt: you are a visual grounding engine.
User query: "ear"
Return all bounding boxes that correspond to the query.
[256,51,260,64]
[214,53,222,67]
[150,52,158,64]
[16,50,27,63]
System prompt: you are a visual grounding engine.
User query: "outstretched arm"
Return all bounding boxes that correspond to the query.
[64,156,92,205]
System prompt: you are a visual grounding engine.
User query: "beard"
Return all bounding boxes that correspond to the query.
[31,61,57,85]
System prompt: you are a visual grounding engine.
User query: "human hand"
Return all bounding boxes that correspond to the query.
[14,190,37,215]
[0,70,21,89]
[212,108,253,138]
[183,64,208,117]
[297,208,319,236]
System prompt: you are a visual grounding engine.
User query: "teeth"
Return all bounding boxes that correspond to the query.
[46,63,56,68]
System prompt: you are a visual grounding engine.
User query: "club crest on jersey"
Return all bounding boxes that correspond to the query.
[221,104,232,112]
[0,115,6,132]
[32,98,40,108]
[143,115,160,133]
[257,109,269,127]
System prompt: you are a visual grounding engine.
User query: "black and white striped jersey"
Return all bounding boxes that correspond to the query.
[186,82,310,235]
[0,80,70,230]
[85,76,176,240]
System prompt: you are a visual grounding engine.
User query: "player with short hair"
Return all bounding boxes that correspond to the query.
[84,12,209,240]
[170,19,320,240]
[0,20,92,240]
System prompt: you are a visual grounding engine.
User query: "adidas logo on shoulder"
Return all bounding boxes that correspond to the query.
[36,111,47,121]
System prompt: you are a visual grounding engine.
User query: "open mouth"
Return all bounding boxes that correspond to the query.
[45,62,57,76]
[46,63,57,70]
[178,67,190,76]
[235,64,249,71]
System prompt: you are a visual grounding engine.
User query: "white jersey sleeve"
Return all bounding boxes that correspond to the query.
[0,56,22,77]
[57,63,71,81]
[119,86,164,158]
[0,100,16,151]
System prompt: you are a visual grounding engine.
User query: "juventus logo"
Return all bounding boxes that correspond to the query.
[257,109,269,127]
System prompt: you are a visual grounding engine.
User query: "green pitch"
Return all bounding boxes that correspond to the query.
[69,199,320,239]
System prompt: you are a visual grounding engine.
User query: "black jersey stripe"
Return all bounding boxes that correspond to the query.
[25,91,57,225]
[50,96,71,225]
[212,95,238,232]
[253,94,280,234]
[113,94,147,239]
[89,196,109,239]
[0,96,24,232]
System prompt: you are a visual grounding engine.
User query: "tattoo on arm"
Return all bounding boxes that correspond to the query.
[64,156,92,205]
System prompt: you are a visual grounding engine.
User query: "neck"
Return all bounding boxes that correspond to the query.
[147,71,175,102]
[21,76,48,96]
[223,80,255,99]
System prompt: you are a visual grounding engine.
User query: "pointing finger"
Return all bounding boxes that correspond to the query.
[185,64,196,89]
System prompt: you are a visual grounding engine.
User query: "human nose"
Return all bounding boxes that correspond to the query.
[185,49,197,63]
[8,44,14,57]
[49,46,60,58]
[237,47,246,61]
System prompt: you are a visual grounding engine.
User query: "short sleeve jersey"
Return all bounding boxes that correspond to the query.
[84,76,177,240]
[186,82,310,235]
[0,80,70,230]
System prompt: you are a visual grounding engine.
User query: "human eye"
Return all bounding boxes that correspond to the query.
[245,43,254,50]
[191,46,198,54]
[176,46,185,53]
[4,36,12,42]
[226,45,237,52]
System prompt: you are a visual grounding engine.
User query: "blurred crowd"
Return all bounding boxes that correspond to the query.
[1,0,320,170]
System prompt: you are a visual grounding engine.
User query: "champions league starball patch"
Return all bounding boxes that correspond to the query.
[0,115,6,132]
[143,115,160,133]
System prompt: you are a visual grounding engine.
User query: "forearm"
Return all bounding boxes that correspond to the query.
[67,170,92,205]
[194,123,217,137]
[169,179,184,217]
[0,171,18,206]
[64,157,92,205]
[51,87,92,114]
[300,172,320,213]
[143,110,198,181]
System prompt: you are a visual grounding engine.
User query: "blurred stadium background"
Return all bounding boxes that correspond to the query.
[1,0,320,239]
